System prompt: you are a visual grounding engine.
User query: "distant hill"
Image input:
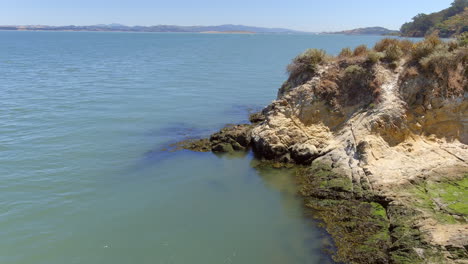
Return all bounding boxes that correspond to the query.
[325,27,399,35]
[400,0,468,37]
[0,24,304,34]
[200,31,255,34]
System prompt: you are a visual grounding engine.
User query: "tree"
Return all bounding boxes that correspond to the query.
[447,0,468,17]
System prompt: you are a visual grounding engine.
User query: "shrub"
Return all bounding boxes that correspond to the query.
[418,47,466,97]
[339,47,353,58]
[384,44,404,62]
[409,34,444,62]
[287,48,328,77]
[458,32,468,46]
[420,49,455,71]
[366,51,384,64]
[410,42,437,62]
[456,46,468,63]
[340,65,381,106]
[374,38,400,52]
[316,79,340,104]
[375,38,414,55]
[425,33,443,47]
[344,65,366,75]
[398,39,415,53]
[353,45,368,56]
[448,40,459,51]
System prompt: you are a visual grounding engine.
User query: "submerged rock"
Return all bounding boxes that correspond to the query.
[210,124,252,152]
[174,124,253,153]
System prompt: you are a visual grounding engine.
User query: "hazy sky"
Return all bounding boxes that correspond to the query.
[2,0,454,31]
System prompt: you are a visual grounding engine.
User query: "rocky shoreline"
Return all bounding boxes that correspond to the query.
[174,36,468,263]
[177,115,467,263]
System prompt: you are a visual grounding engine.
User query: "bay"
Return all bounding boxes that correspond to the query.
[0,31,389,264]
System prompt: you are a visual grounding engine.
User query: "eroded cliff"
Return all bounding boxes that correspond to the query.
[177,36,468,263]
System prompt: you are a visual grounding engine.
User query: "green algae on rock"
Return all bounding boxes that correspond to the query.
[293,162,391,263]
[251,159,468,263]
[305,199,391,264]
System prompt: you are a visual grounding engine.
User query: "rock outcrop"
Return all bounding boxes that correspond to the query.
[173,124,253,153]
[252,63,468,183]
[176,37,468,263]
[248,60,468,262]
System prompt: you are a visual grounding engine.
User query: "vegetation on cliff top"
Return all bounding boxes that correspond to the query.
[400,0,468,37]
[282,33,467,110]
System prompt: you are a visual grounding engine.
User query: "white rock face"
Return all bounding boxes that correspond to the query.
[250,63,468,251]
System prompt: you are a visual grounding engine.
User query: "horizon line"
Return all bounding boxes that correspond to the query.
[0,23,400,32]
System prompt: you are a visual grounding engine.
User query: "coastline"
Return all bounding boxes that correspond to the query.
[200,30,256,34]
[174,36,468,263]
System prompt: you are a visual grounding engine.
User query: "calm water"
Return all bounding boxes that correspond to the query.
[1,31,388,264]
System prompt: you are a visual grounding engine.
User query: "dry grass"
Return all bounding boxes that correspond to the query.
[374,38,400,52]
[353,45,368,56]
[425,33,443,47]
[384,44,404,62]
[374,38,415,54]
[398,39,414,53]
[410,42,438,62]
[402,37,467,98]
[306,62,382,109]
[401,66,419,80]
[418,47,467,97]
[340,65,381,106]
[283,33,467,108]
[339,47,353,58]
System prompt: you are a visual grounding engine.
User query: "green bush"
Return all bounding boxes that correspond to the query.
[344,65,366,75]
[384,44,404,62]
[458,32,468,46]
[367,51,384,64]
[420,49,454,71]
[410,42,438,61]
[287,49,328,77]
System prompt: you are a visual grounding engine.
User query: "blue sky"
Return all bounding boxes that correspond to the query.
[2,0,454,31]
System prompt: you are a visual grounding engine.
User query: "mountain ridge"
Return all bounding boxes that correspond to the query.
[324,26,399,35]
[0,24,306,34]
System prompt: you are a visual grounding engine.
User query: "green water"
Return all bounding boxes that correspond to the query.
[0,31,389,263]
